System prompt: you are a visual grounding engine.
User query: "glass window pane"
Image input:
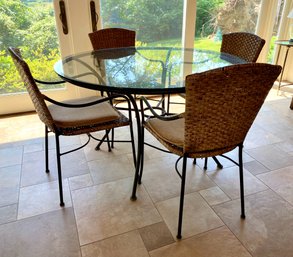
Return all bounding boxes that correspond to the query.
[195,0,262,51]
[0,0,62,95]
[268,0,285,63]
[99,0,184,46]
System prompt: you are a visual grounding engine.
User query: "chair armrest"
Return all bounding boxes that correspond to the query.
[35,71,101,85]
[43,94,131,109]
[140,96,182,121]
[35,78,65,85]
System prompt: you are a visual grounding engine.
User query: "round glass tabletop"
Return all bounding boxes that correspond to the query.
[54,46,247,95]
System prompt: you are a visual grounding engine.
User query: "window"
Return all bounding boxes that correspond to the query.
[194,0,262,51]
[99,0,184,46]
[0,0,62,96]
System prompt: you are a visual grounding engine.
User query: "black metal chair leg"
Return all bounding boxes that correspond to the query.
[131,117,144,200]
[111,128,115,148]
[129,121,137,167]
[55,134,64,207]
[95,130,111,151]
[204,157,208,170]
[166,94,170,114]
[202,157,222,170]
[138,124,145,184]
[193,158,196,165]
[212,156,223,169]
[130,138,141,201]
[106,129,111,152]
[239,144,246,219]
[95,131,109,150]
[45,126,49,173]
[177,155,187,239]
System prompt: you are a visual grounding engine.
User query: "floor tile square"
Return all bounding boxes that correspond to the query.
[199,186,230,206]
[243,160,269,175]
[21,146,90,187]
[0,208,81,257]
[89,155,134,185]
[69,174,94,191]
[139,222,175,251]
[257,166,293,205]
[18,179,72,219]
[156,192,223,239]
[0,165,21,207]
[142,157,215,203]
[0,204,17,225]
[81,230,149,257]
[0,146,23,168]
[214,190,293,257]
[72,177,162,245]
[149,226,252,257]
[246,144,293,170]
[244,125,282,150]
[207,166,268,199]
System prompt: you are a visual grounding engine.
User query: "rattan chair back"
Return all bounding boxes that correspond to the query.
[220,32,265,63]
[9,47,137,207]
[8,47,55,131]
[89,28,136,50]
[132,63,281,239]
[184,63,281,157]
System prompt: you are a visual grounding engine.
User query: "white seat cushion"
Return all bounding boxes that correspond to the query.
[146,117,184,147]
[48,96,120,128]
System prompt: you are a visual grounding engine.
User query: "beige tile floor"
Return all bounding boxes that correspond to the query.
[1,89,293,257]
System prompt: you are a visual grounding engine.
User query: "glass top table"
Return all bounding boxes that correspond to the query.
[54,46,246,95]
[54,46,247,191]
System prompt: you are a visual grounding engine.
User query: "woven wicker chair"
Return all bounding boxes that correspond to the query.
[88,28,136,149]
[220,32,265,63]
[131,63,281,239]
[177,32,266,169]
[9,47,136,207]
[89,28,135,50]
[178,32,265,100]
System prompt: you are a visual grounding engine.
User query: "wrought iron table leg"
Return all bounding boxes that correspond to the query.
[129,94,143,200]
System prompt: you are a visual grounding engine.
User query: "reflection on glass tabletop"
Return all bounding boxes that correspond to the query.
[54,46,246,95]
